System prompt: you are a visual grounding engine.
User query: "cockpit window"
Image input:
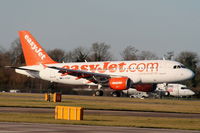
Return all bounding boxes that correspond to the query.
[181,65,186,68]
[181,87,187,90]
[173,65,186,69]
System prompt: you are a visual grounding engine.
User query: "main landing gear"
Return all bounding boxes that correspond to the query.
[95,90,122,97]
[111,91,121,97]
[47,82,57,93]
[94,84,122,97]
[95,90,104,96]
[94,84,104,96]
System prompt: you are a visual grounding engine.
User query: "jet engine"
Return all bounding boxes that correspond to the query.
[109,77,131,90]
[133,84,157,92]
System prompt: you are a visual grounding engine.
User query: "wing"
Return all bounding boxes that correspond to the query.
[48,66,113,84]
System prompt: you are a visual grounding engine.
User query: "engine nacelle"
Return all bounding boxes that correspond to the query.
[133,84,157,92]
[109,77,131,90]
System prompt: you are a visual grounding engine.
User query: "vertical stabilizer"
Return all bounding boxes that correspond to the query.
[19,31,56,66]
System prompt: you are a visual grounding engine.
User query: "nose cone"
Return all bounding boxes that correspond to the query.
[180,69,195,81]
[189,90,195,96]
[186,69,195,79]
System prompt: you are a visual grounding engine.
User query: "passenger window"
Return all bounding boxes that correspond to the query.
[173,66,177,69]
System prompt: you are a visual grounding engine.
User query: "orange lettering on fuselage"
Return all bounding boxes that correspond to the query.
[61,62,159,74]
[89,64,99,72]
[71,65,79,70]
[146,63,159,72]
[128,63,136,72]
[118,62,126,72]
[97,62,110,73]
[80,65,88,71]
[137,63,145,72]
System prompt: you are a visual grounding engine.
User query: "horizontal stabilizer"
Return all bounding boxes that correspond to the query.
[5,66,39,72]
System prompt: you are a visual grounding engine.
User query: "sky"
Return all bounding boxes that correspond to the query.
[0,0,199,59]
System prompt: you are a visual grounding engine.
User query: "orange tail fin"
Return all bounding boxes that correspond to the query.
[19,31,57,66]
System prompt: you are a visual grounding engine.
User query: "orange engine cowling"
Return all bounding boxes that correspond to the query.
[109,77,131,90]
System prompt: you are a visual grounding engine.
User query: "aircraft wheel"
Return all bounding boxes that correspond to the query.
[112,91,121,97]
[165,91,170,96]
[95,90,104,96]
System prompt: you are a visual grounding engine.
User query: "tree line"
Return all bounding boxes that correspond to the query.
[0,38,200,96]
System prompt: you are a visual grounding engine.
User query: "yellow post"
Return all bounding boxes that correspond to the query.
[44,93,50,102]
[53,93,62,102]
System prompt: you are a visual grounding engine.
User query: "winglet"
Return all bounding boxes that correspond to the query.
[18,31,57,66]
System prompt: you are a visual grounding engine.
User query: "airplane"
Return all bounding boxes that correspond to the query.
[156,83,195,97]
[7,31,195,96]
[122,83,195,98]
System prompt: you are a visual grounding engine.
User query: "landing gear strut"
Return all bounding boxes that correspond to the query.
[47,82,56,93]
[94,84,104,96]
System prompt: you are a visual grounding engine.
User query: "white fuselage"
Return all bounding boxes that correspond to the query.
[157,83,195,97]
[15,60,194,86]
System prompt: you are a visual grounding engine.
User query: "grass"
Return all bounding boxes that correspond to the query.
[0,93,200,130]
[0,93,200,113]
[0,112,200,130]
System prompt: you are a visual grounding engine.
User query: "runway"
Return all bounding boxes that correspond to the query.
[0,122,199,133]
[0,107,200,119]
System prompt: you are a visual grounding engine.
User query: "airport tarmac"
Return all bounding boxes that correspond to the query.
[0,122,199,133]
[0,107,200,119]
